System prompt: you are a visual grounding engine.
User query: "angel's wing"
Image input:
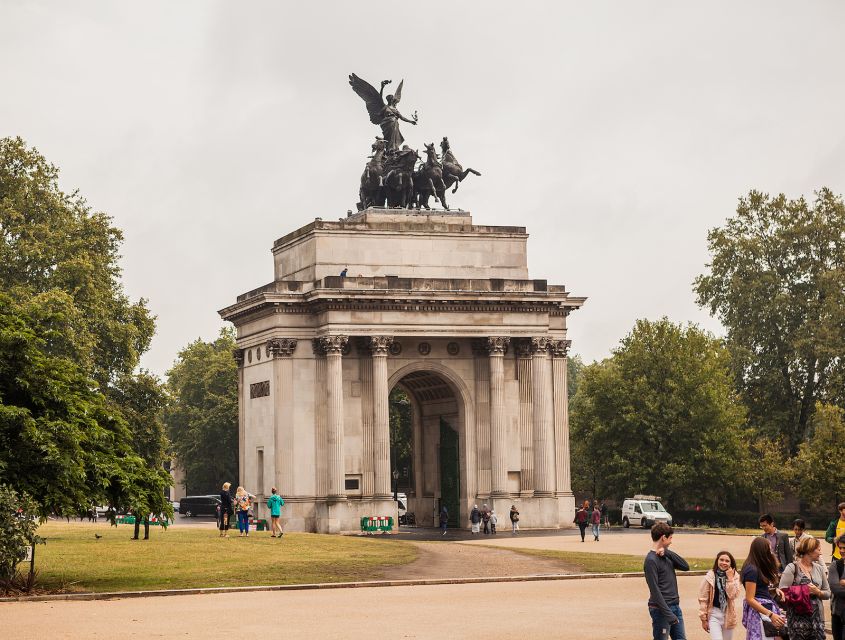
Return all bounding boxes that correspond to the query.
[393,79,404,105]
[348,74,384,125]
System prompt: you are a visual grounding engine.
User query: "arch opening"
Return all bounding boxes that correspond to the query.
[389,368,465,527]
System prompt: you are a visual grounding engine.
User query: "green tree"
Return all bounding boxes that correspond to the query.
[790,404,845,510]
[0,136,155,387]
[166,329,239,495]
[569,318,750,509]
[695,189,845,453]
[109,371,172,538]
[0,137,168,520]
[0,291,167,519]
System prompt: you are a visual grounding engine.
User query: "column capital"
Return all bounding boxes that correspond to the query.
[232,348,245,368]
[549,339,572,358]
[529,336,551,354]
[486,336,510,355]
[267,338,298,358]
[312,338,326,356]
[514,338,533,359]
[368,335,394,355]
[319,335,348,355]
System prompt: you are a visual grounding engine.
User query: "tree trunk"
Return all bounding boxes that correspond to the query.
[132,518,140,540]
[143,517,150,540]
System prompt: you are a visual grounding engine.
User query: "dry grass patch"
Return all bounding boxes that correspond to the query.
[504,547,720,573]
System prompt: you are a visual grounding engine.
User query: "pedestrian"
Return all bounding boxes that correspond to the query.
[235,486,251,537]
[439,505,448,535]
[591,503,602,541]
[482,503,491,535]
[779,536,830,640]
[826,503,845,559]
[791,518,811,556]
[644,522,690,640]
[601,500,610,528]
[698,550,741,640]
[829,534,845,640]
[759,513,793,572]
[470,504,481,534]
[741,536,786,639]
[510,505,520,534]
[574,501,589,542]
[219,482,233,538]
[267,487,284,538]
[490,510,497,535]
[340,267,348,277]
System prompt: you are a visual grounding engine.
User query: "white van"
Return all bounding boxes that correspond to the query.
[621,495,673,529]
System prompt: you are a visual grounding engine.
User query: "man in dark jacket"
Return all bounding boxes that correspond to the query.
[644,522,689,639]
[759,513,793,570]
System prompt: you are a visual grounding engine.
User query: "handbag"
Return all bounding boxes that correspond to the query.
[762,617,789,638]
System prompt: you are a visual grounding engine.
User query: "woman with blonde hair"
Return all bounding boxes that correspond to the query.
[218,482,233,538]
[234,486,251,537]
[698,550,741,639]
[779,535,830,640]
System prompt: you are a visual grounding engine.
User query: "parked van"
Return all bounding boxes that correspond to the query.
[178,495,221,517]
[621,495,673,529]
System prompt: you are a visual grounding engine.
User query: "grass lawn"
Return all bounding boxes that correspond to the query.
[680,527,827,537]
[505,548,719,573]
[33,521,417,594]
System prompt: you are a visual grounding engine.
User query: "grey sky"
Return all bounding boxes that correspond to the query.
[2,1,844,377]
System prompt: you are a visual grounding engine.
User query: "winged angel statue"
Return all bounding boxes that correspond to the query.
[348,74,418,152]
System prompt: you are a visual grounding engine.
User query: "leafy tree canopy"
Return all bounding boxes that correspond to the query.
[166,328,238,495]
[570,318,749,509]
[791,404,845,510]
[695,189,845,453]
[0,137,169,519]
[0,136,154,387]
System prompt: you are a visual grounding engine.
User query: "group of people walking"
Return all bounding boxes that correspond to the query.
[217,482,285,538]
[645,506,845,640]
[574,499,608,542]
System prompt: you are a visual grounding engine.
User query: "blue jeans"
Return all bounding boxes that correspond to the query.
[237,510,249,533]
[591,522,600,539]
[649,604,686,640]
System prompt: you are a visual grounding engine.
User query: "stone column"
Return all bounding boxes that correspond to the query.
[321,335,348,501]
[356,339,375,498]
[515,340,534,496]
[551,339,572,496]
[531,337,555,497]
[487,336,510,498]
[233,348,245,489]
[312,340,328,498]
[268,338,297,497]
[370,335,393,499]
[472,339,491,497]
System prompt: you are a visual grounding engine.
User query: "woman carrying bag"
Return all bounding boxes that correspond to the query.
[510,505,520,534]
[698,550,741,640]
[778,536,831,640]
[741,537,786,639]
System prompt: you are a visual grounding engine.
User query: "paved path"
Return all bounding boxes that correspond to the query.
[3,575,713,639]
[379,540,578,580]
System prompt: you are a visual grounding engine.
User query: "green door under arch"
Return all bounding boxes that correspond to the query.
[439,418,460,527]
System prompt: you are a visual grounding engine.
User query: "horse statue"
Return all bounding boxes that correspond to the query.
[414,143,449,210]
[440,137,481,193]
[383,145,419,208]
[357,138,387,210]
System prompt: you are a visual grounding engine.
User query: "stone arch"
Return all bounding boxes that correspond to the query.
[388,360,476,527]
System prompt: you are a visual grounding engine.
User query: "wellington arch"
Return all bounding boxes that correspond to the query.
[219,209,586,533]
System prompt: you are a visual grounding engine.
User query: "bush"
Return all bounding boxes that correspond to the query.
[0,485,43,592]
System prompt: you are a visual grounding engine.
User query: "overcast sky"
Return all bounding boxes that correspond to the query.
[2,1,844,378]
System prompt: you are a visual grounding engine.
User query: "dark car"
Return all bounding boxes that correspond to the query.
[178,495,221,517]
